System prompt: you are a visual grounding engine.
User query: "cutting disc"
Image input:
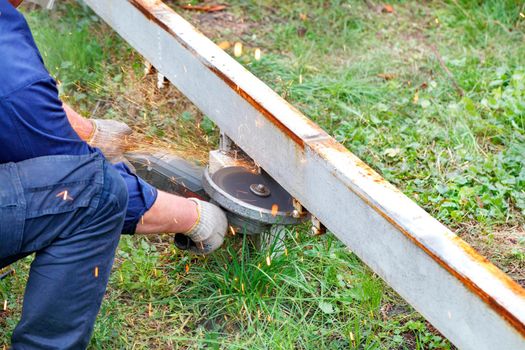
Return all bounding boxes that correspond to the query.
[211,166,294,212]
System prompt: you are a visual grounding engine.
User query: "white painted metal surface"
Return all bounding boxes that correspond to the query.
[83,1,525,348]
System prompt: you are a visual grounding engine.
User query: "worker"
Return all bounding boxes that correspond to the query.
[0,0,228,348]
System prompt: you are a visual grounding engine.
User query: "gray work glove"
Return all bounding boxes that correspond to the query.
[88,119,133,160]
[174,198,227,255]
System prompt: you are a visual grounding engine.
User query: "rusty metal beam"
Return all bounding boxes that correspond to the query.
[83,0,525,348]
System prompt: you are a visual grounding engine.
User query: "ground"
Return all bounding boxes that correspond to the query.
[1,0,524,349]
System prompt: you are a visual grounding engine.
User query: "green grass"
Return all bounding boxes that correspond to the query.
[1,0,524,349]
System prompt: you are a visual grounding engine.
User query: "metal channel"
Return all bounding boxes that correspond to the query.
[83,1,525,348]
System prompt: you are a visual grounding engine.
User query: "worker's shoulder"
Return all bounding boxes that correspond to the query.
[0,2,51,97]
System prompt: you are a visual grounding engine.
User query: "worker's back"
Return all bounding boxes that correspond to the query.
[0,0,92,163]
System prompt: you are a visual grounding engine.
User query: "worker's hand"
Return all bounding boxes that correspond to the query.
[88,119,132,159]
[175,198,227,255]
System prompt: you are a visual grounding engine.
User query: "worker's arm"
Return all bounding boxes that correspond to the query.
[62,103,94,141]
[62,102,132,159]
[62,103,226,253]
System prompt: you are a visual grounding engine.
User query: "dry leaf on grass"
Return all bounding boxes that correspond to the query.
[381,4,394,13]
[180,4,227,13]
[377,73,396,80]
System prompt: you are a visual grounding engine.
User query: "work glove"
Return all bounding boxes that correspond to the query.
[88,119,133,160]
[174,198,227,255]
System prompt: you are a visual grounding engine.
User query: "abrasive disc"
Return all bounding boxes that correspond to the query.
[211,166,294,212]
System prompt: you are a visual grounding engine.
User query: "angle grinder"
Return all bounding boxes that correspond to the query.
[127,151,306,250]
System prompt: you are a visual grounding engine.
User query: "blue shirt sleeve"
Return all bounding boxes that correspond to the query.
[113,162,158,234]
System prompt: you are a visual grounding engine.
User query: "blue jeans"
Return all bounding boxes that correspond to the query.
[0,153,128,349]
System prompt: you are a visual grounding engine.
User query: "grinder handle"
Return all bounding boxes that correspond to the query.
[174,233,195,251]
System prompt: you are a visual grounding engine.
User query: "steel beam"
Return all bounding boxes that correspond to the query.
[83,0,525,348]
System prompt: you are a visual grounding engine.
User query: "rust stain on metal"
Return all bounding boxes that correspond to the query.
[451,235,525,298]
[206,65,307,148]
[129,0,170,34]
[314,138,395,189]
[129,0,200,56]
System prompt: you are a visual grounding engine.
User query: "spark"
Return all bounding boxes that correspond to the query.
[185,264,190,273]
[229,226,236,236]
[234,42,243,57]
[218,41,231,50]
[141,216,145,225]
[254,48,261,61]
[3,300,6,311]
[94,266,99,278]
[56,190,73,201]
[271,204,279,217]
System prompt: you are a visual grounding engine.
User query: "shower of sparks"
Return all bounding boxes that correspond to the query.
[56,190,73,201]
[234,42,243,57]
[254,48,261,61]
[271,204,279,217]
